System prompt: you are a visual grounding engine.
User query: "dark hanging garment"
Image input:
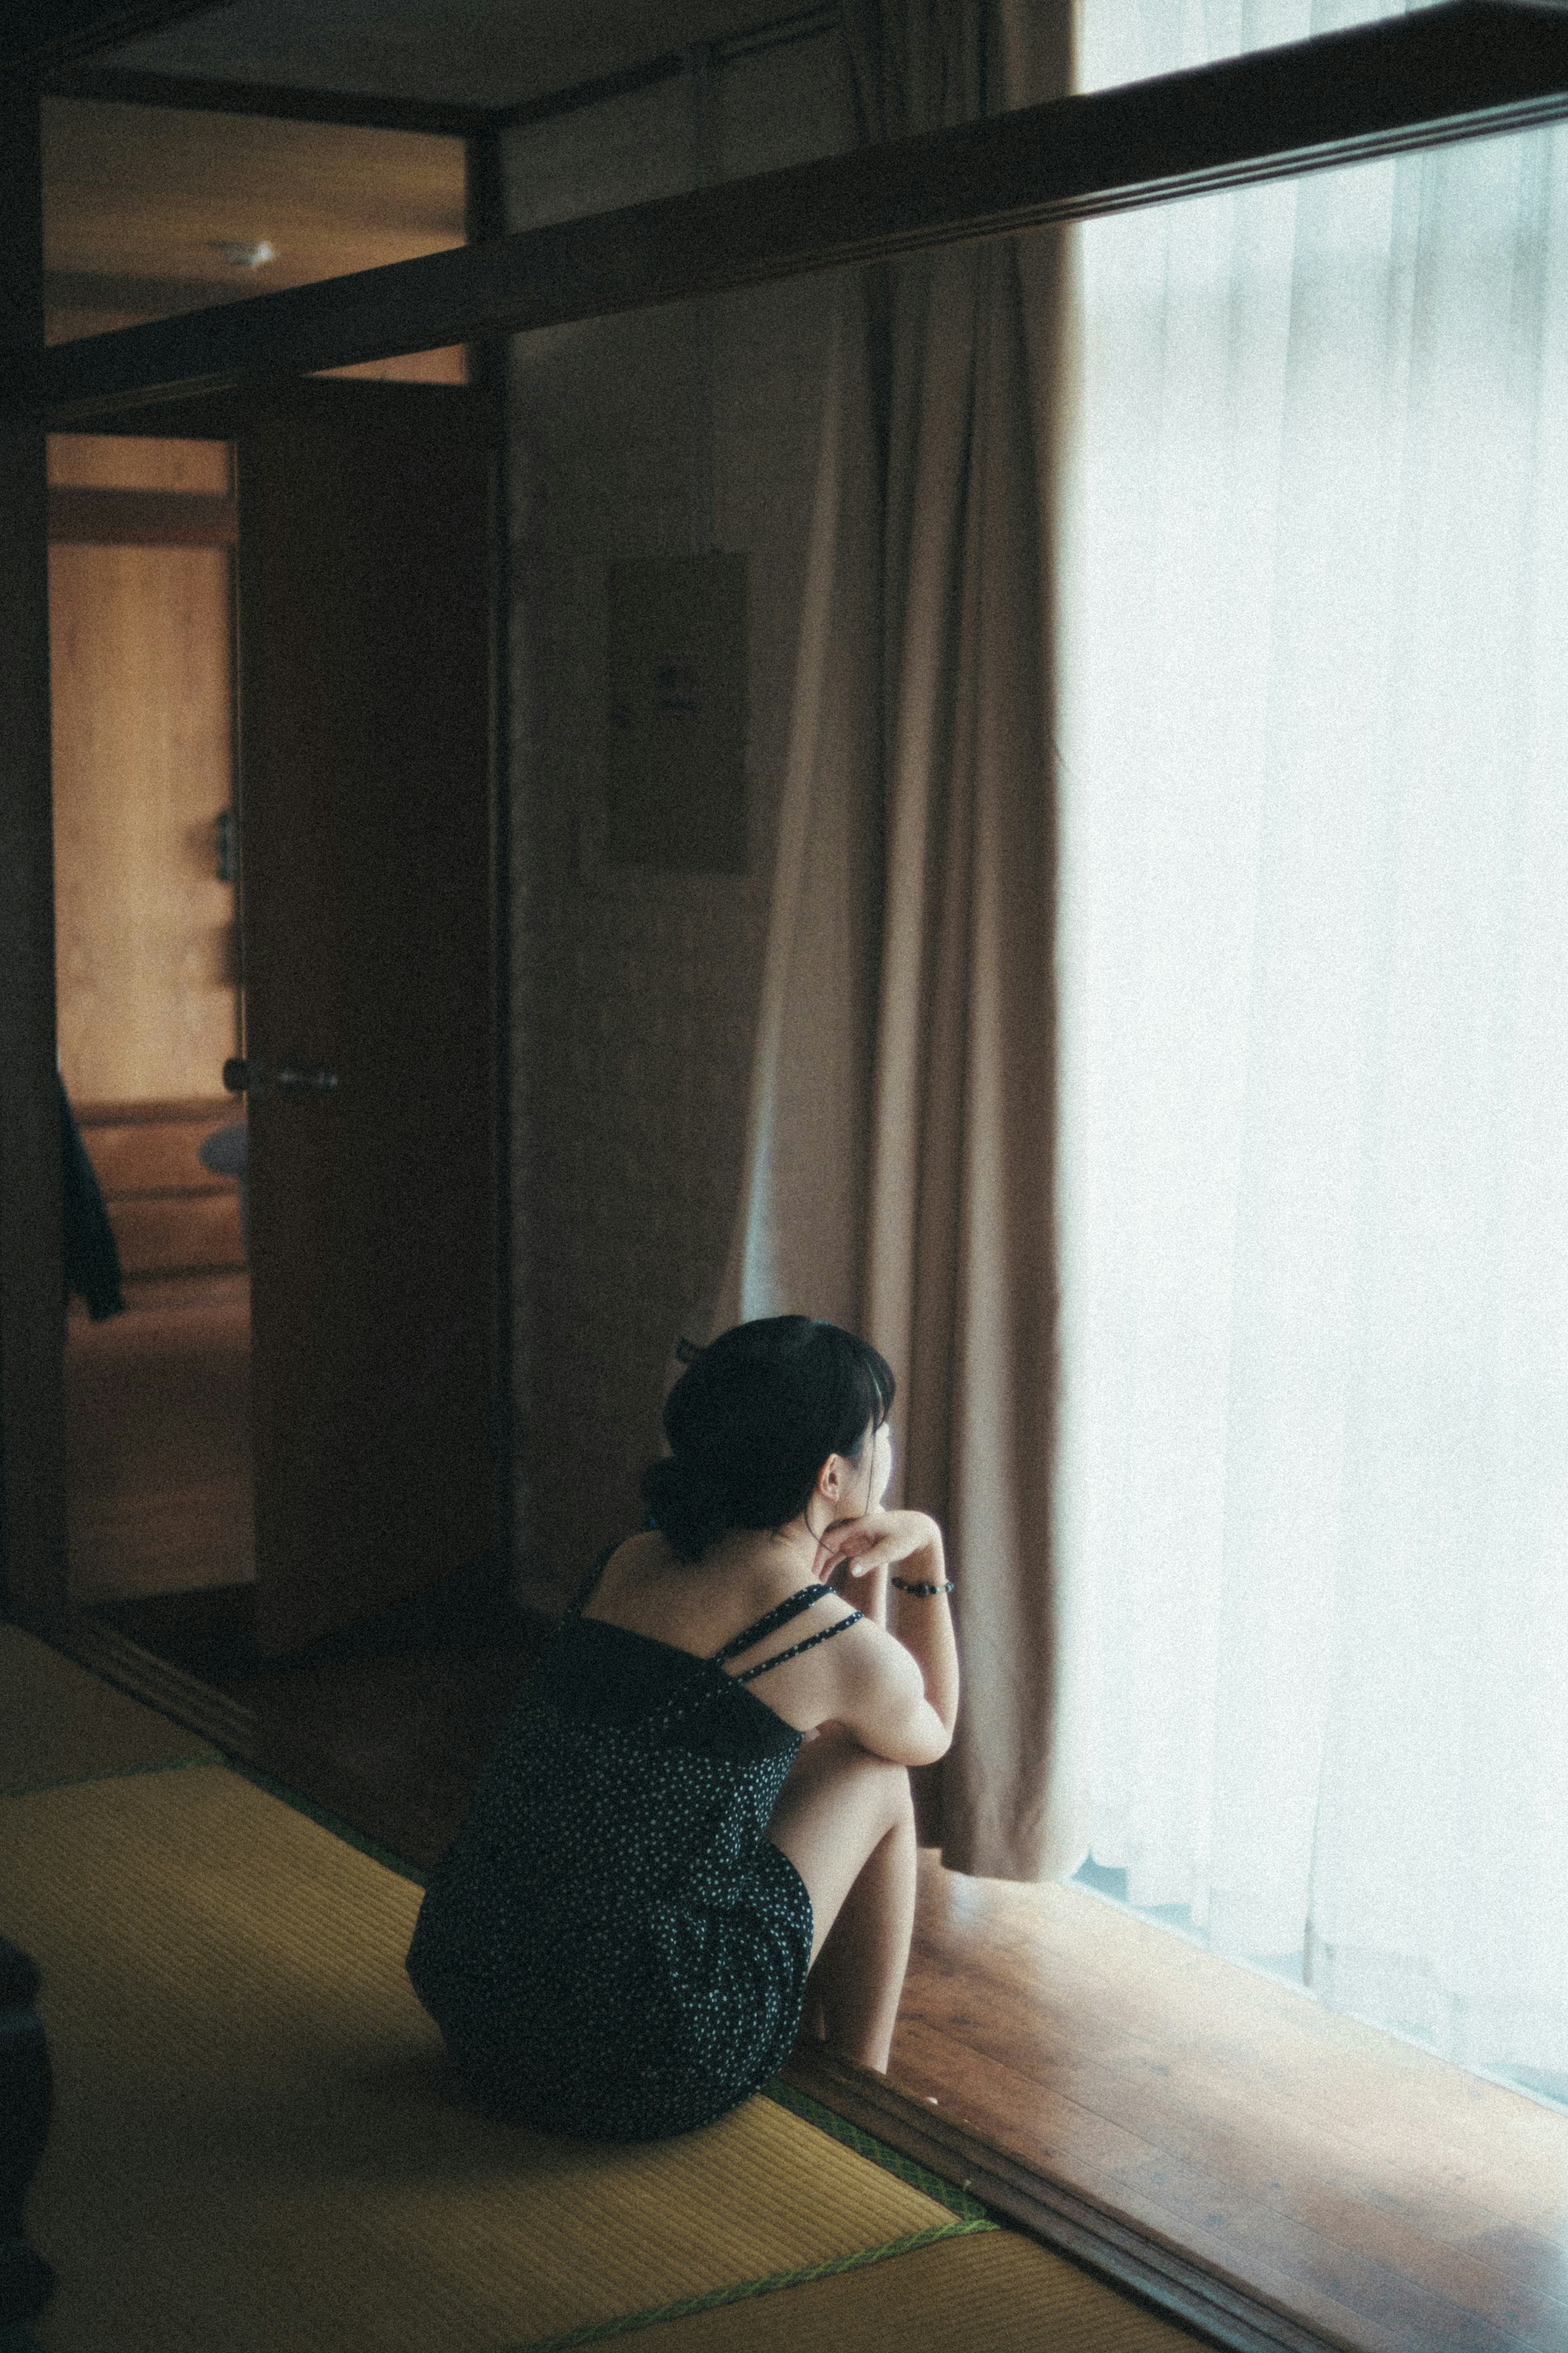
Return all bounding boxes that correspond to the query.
[59,1077,125,1321]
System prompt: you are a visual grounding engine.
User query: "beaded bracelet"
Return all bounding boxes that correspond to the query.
[890,1576,956,1597]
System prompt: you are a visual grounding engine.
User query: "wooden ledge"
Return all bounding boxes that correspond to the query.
[783,2040,1333,2353]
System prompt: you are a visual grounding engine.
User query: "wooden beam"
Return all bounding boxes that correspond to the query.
[0,77,69,1627]
[484,45,698,136]
[41,4,839,140]
[18,1,1568,426]
[47,484,237,544]
[46,269,261,319]
[2,1,227,74]
[59,373,490,444]
[43,65,493,139]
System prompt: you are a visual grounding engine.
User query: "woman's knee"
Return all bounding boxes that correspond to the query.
[826,1735,913,1845]
[775,1728,908,1839]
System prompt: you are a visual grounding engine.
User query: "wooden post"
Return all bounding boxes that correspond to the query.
[466,125,517,1603]
[0,76,67,1624]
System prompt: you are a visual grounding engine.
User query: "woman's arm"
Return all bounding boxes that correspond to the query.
[883,1521,958,1741]
[820,1510,960,1761]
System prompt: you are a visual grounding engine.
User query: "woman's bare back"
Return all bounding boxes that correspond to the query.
[579,1528,859,1732]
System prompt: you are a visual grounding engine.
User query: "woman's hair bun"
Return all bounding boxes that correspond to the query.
[639,1316,897,1566]
[640,1454,731,1563]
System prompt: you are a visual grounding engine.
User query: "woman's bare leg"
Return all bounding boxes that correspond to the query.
[766,1729,916,2073]
[802,1798,915,2071]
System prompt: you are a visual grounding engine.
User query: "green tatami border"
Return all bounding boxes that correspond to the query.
[501,2217,997,2353]
[0,1748,220,1802]
[223,1758,430,1887]
[762,2080,989,2221]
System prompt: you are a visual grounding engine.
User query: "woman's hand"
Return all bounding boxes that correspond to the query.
[815,1508,958,1743]
[812,1508,943,1584]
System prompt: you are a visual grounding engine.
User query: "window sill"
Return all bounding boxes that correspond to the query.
[785,1859,1568,2353]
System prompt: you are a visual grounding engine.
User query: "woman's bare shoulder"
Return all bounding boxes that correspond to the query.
[584,1529,811,1653]
[584,1530,674,1612]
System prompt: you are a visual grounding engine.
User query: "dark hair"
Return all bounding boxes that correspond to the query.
[641,1316,895,1563]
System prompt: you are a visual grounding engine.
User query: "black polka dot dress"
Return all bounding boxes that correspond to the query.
[405,1554,862,2142]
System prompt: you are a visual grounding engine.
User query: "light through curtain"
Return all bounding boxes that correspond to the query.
[1054,0,1568,2092]
[717,0,1073,1880]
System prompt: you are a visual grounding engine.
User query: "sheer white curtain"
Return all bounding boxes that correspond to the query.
[1054,0,1568,2084]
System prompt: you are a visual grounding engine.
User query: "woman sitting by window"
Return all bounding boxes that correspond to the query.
[406,1314,959,2142]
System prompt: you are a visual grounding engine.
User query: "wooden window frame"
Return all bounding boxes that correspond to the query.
[13,4,1568,425]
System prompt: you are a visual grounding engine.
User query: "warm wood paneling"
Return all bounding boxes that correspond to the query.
[48,430,229,489]
[36,96,465,379]
[42,98,465,303]
[40,95,466,388]
[49,534,239,1106]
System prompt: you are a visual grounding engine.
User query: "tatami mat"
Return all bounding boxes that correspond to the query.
[1,1765,980,2353]
[0,1624,214,1793]
[629,2228,1207,2353]
[0,1646,1216,2353]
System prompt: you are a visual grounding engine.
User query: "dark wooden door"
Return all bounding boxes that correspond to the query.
[235,383,497,1656]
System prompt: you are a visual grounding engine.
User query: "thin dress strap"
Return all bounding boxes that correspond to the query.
[730,1613,862,1684]
[710,1584,864,1686]
[709,1584,835,1663]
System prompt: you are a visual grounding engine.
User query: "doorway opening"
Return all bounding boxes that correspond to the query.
[51,429,256,1653]
[51,382,538,1856]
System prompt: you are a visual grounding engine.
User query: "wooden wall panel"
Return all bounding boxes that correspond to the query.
[42,98,466,295]
[48,431,229,490]
[49,535,239,1106]
[41,98,467,386]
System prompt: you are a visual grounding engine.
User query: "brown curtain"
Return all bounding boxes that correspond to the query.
[716,0,1086,1881]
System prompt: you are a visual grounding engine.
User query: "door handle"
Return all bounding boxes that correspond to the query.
[223,1057,265,1097]
[275,1060,339,1098]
